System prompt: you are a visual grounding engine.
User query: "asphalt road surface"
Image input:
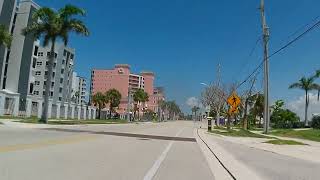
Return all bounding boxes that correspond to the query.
[0,121,214,180]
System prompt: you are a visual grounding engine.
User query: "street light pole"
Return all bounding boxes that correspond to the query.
[260,0,270,133]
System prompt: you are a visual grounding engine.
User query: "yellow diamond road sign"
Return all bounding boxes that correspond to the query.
[227,92,241,108]
[228,106,239,114]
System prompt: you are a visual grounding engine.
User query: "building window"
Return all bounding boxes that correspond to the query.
[35,71,41,76]
[62,60,65,64]
[53,63,56,68]
[33,91,39,95]
[60,78,63,84]
[59,88,62,93]
[32,58,36,68]
[44,71,48,76]
[29,83,34,94]
[35,81,40,85]
[38,52,43,56]
[63,50,67,56]
[50,92,53,96]
[70,54,74,59]
[36,61,42,66]
[59,97,62,101]
[51,82,54,87]
[61,69,64,74]
[43,91,45,96]
[33,46,39,56]
[46,61,48,66]
[52,72,55,78]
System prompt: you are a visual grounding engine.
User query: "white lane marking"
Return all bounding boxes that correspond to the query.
[143,128,185,180]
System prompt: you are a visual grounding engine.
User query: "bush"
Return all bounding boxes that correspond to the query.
[292,121,305,129]
[311,116,320,129]
[271,109,300,129]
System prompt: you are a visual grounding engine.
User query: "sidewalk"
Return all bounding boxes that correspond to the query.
[196,127,264,180]
[198,121,320,164]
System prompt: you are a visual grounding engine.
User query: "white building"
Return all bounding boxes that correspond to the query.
[0,0,95,119]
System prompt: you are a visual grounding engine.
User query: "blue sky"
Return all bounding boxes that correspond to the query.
[35,0,320,114]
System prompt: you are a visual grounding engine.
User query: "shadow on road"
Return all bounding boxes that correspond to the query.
[42,128,197,142]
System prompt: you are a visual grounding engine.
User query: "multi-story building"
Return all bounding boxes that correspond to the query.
[0,0,96,119]
[0,0,17,89]
[32,43,75,104]
[90,64,165,116]
[0,0,40,115]
[71,72,87,105]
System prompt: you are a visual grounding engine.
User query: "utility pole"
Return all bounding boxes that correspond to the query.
[215,63,221,126]
[260,0,270,133]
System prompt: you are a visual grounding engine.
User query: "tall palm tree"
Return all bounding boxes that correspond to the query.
[0,24,12,48]
[92,92,107,119]
[105,89,122,119]
[289,76,320,126]
[133,89,149,120]
[22,5,89,123]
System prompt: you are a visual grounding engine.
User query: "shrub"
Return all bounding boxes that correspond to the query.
[271,109,300,129]
[292,121,305,129]
[311,116,320,129]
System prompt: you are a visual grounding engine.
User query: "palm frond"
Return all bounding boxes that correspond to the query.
[32,7,55,23]
[59,4,86,19]
[66,19,90,36]
[289,82,303,89]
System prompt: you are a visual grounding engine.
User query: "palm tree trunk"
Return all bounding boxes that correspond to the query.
[40,39,55,123]
[98,107,101,119]
[305,90,309,127]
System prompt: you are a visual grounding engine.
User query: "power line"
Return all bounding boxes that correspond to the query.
[236,17,320,90]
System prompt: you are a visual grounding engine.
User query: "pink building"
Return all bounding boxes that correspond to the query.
[90,64,165,116]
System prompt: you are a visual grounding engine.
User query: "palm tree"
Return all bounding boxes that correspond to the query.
[0,24,12,48]
[133,89,149,120]
[191,106,200,121]
[92,92,107,119]
[22,5,89,123]
[289,76,320,126]
[105,89,122,119]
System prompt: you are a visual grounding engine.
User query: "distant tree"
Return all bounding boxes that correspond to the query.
[0,24,12,48]
[92,92,107,119]
[22,5,89,123]
[249,93,264,127]
[105,89,122,119]
[289,76,320,126]
[133,89,149,120]
[191,106,200,120]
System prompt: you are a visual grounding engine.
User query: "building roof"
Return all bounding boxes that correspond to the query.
[115,64,131,69]
[140,71,155,76]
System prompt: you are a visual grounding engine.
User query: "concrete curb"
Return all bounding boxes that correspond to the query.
[196,128,264,180]
[194,128,232,180]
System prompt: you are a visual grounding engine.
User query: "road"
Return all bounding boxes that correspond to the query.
[1,121,320,180]
[0,121,214,180]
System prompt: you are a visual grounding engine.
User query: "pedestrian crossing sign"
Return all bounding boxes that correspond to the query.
[227,92,241,108]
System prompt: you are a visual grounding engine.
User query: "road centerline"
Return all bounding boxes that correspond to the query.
[143,128,185,180]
